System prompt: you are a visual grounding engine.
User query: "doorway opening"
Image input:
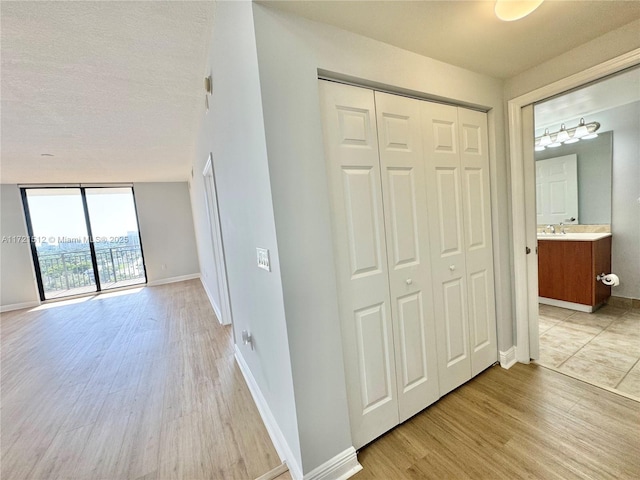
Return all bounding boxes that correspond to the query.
[507,50,639,366]
[21,186,147,300]
[531,68,640,398]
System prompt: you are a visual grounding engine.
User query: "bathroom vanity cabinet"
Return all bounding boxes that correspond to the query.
[538,233,612,312]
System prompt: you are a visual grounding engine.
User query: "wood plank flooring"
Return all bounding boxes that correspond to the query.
[354,363,640,479]
[3,279,639,479]
[1,280,282,480]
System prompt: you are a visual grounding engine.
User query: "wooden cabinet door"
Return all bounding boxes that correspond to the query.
[593,236,612,306]
[538,240,592,305]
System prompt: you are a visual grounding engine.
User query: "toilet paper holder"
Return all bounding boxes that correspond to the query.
[596,273,620,286]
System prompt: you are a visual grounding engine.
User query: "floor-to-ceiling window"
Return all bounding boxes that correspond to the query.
[21,186,146,300]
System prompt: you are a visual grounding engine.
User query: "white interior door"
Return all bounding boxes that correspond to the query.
[374,91,439,422]
[319,81,399,448]
[535,154,579,225]
[421,102,472,396]
[457,108,498,375]
[203,155,233,326]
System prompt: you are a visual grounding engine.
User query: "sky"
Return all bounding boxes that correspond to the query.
[26,188,140,244]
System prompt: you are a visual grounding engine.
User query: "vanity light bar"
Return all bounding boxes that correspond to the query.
[535,118,600,151]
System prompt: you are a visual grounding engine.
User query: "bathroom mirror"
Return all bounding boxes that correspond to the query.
[534,130,613,225]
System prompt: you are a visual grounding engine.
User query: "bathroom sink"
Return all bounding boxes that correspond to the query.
[536,232,611,241]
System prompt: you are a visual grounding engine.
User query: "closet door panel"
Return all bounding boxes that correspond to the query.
[442,278,468,364]
[458,108,498,375]
[422,102,472,395]
[375,92,439,422]
[319,81,399,449]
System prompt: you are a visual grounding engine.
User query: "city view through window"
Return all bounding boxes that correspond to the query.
[24,187,146,299]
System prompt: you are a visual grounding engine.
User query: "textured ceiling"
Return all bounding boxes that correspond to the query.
[2,1,639,184]
[261,0,640,79]
[1,1,214,184]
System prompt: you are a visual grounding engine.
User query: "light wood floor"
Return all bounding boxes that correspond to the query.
[46,278,145,300]
[1,280,283,480]
[354,363,640,479]
[4,280,639,480]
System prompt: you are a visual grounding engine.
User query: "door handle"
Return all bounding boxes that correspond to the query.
[406,278,413,285]
[526,247,531,255]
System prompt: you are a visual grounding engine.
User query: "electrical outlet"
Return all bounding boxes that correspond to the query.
[256,247,270,272]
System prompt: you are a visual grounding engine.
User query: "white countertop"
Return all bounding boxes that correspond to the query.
[537,232,612,241]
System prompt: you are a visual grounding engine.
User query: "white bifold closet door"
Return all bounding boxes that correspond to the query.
[422,103,497,395]
[319,80,497,449]
[375,91,440,422]
[319,81,439,449]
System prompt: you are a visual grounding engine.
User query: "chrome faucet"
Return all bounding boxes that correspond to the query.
[559,222,566,234]
[546,224,556,234]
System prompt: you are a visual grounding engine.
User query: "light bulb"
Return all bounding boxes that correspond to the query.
[556,124,569,143]
[539,129,552,146]
[574,118,589,138]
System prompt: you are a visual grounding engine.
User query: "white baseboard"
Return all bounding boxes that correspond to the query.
[146,273,200,287]
[199,277,224,324]
[234,346,303,480]
[0,300,40,313]
[539,296,595,313]
[499,347,517,369]
[303,447,362,480]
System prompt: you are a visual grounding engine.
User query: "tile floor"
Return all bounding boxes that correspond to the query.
[537,303,640,399]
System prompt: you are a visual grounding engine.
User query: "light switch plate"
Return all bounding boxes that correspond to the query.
[256,247,270,272]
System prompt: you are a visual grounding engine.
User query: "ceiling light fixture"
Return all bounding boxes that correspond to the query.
[534,118,600,151]
[495,0,544,21]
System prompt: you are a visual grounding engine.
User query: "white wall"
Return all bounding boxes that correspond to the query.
[252,3,512,473]
[189,0,302,472]
[0,184,39,310]
[603,102,639,300]
[133,182,200,285]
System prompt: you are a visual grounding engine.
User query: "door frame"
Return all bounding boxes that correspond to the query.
[507,48,640,363]
[203,153,233,326]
